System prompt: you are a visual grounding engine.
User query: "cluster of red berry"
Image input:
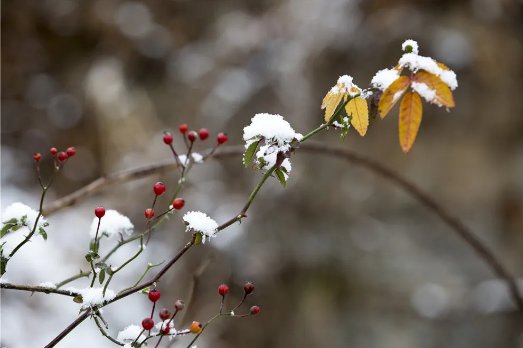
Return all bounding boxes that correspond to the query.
[162,124,229,146]
[141,289,185,335]
[33,146,76,163]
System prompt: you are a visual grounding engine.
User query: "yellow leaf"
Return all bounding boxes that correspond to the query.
[322,91,344,122]
[413,71,455,108]
[378,76,411,119]
[345,97,369,136]
[399,92,422,153]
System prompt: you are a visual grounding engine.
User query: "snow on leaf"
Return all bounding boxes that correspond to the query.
[399,92,423,153]
[413,71,455,108]
[345,97,369,136]
[378,76,411,119]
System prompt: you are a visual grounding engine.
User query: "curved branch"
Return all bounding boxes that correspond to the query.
[300,141,523,311]
[43,143,523,310]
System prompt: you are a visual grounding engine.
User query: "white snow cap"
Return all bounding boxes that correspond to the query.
[178,152,204,165]
[330,75,362,96]
[243,113,302,178]
[371,68,400,91]
[183,211,218,243]
[117,324,147,344]
[66,287,116,308]
[399,53,458,90]
[402,39,419,54]
[1,202,47,232]
[243,113,302,147]
[89,209,134,239]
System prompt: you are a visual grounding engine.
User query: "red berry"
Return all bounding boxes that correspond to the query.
[172,198,185,210]
[33,153,42,161]
[159,308,171,321]
[57,152,68,161]
[243,282,255,295]
[49,147,58,155]
[187,131,197,142]
[217,133,228,144]
[218,283,229,296]
[148,289,160,302]
[178,124,188,134]
[144,208,155,219]
[66,147,76,157]
[174,299,185,311]
[142,317,154,330]
[250,305,260,315]
[153,182,166,196]
[161,325,170,335]
[198,128,209,140]
[94,207,106,218]
[163,132,173,145]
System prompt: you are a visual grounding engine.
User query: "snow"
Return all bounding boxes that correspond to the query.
[38,282,56,288]
[330,75,362,97]
[243,113,302,148]
[243,113,302,178]
[399,53,458,90]
[1,202,47,233]
[411,82,438,104]
[66,287,116,308]
[183,211,218,243]
[117,324,147,344]
[89,209,134,239]
[402,39,419,54]
[178,152,204,165]
[371,68,400,91]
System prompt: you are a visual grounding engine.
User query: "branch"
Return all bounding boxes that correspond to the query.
[0,282,80,297]
[300,141,523,311]
[43,143,523,310]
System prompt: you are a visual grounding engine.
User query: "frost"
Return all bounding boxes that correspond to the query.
[371,68,400,91]
[399,53,458,90]
[183,211,218,243]
[411,82,437,105]
[89,209,134,239]
[154,320,177,338]
[67,287,116,308]
[402,39,419,55]
[1,202,47,233]
[117,324,147,344]
[242,113,302,178]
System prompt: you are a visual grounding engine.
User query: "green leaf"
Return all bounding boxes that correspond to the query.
[73,295,84,303]
[243,140,260,167]
[85,253,92,263]
[274,168,287,188]
[1,223,16,238]
[38,227,48,240]
[99,268,105,284]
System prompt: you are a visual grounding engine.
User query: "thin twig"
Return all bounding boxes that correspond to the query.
[0,283,80,297]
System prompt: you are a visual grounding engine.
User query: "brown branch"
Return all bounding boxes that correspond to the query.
[0,282,80,297]
[300,141,523,311]
[45,143,522,310]
[42,147,243,216]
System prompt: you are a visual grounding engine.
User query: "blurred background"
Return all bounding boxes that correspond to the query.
[2,0,523,347]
